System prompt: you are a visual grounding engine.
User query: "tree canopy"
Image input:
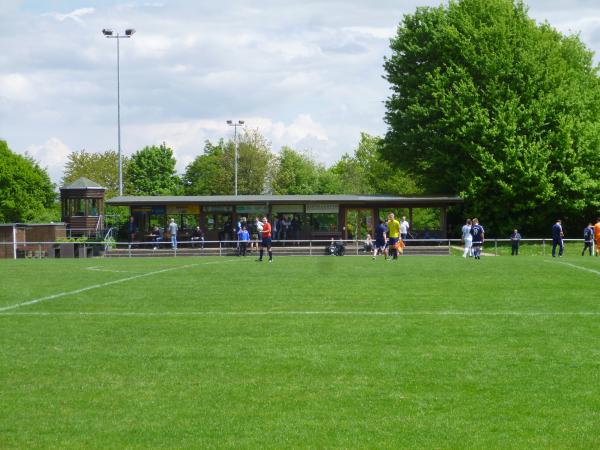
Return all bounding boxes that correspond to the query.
[331,133,420,195]
[62,149,129,199]
[0,140,56,223]
[126,143,181,196]
[383,0,600,234]
[184,130,273,195]
[271,147,335,194]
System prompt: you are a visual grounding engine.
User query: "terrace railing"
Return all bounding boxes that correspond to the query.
[0,238,595,259]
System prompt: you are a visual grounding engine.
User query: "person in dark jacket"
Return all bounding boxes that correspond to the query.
[510,229,522,256]
[582,222,594,256]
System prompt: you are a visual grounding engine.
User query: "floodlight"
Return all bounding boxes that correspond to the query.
[227,120,233,125]
[102,29,113,36]
[125,29,136,36]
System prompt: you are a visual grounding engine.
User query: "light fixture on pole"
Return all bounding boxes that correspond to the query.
[102,28,136,196]
[226,120,245,196]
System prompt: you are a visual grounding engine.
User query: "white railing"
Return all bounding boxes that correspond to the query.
[0,238,595,259]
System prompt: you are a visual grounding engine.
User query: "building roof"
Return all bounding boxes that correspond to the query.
[61,177,106,190]
[107,194,463,207]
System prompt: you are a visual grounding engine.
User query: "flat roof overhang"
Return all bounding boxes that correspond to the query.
[107,195,463,208]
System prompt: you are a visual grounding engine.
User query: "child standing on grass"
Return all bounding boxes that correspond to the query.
[238,225,250,257]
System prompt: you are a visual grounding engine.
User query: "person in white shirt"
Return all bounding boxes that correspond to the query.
[461,218,472,258]
[400,216,410,240]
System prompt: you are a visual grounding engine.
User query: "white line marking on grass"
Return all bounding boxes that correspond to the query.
[545,260,600,277]
[85,266,144,274]
[0,259,238,313]
[2,311,600,317]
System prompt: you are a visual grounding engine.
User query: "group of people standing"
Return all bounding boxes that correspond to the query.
[547,218,600,257]
[460,217,600,258]
[370,213,409,260]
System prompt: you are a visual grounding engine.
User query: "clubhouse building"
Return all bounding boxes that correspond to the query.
[106,194,463,242]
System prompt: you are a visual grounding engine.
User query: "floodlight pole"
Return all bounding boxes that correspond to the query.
[103,29,135,196]
[227,120,245,196]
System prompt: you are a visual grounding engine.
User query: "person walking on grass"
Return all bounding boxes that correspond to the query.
[168,218,179,249]
[582,222,594,256]
[387,213,400,260]
[373,219,388,260]
[257,216,273,262]
[461,218,472,258]
[510,229,522,256]
[471,218,484,260]
[552,219,564,257]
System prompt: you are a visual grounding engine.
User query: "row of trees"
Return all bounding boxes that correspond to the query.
[60,131,415,198]
[1,132,417,224]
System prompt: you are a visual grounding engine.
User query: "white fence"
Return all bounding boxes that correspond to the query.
[0,238,595,259]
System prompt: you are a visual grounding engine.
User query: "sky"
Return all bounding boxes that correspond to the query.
[1,0,600,185]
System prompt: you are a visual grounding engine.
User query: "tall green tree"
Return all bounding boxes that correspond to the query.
[183,139,231,195]
[383,0,600,234]
[271,147,339,194]
[62,149,129,199]
[0,140,56,223]
[126,143,181,195]
[331,133,420,195]
[184,130,273,195]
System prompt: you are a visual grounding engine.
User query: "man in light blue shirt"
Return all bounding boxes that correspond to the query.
[168,218,178,249]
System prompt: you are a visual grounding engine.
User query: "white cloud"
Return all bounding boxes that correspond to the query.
[45,7,95,24]
[2,0,600,188]
[342,26,396,40]
[0,73,35,102]
[24,138,73,184]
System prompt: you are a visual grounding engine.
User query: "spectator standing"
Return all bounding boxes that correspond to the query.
[127,216,136,248]
[168,218,179,249]
[510,229,522,256]
[582,222,594,256]
[257,216,273,262]
[461,219,472,258]
[254,217,264,251]
[551,219,564,257]
[282,216,291,242]
[238,225,250,256]
[400,216,410,240]
[470,218,484,260]
[291,215,301,245]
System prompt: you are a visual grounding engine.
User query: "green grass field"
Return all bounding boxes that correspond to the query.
[2,254,600,448]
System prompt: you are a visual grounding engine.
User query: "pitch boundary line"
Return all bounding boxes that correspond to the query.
[0,259,238,313]
[2,310,600,317]
[546,260,600,276]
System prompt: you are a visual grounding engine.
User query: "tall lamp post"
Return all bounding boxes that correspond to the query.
[102,28,136,197]
[227,120,245,196]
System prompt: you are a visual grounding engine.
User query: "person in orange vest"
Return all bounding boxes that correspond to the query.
[594,218,600,256]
